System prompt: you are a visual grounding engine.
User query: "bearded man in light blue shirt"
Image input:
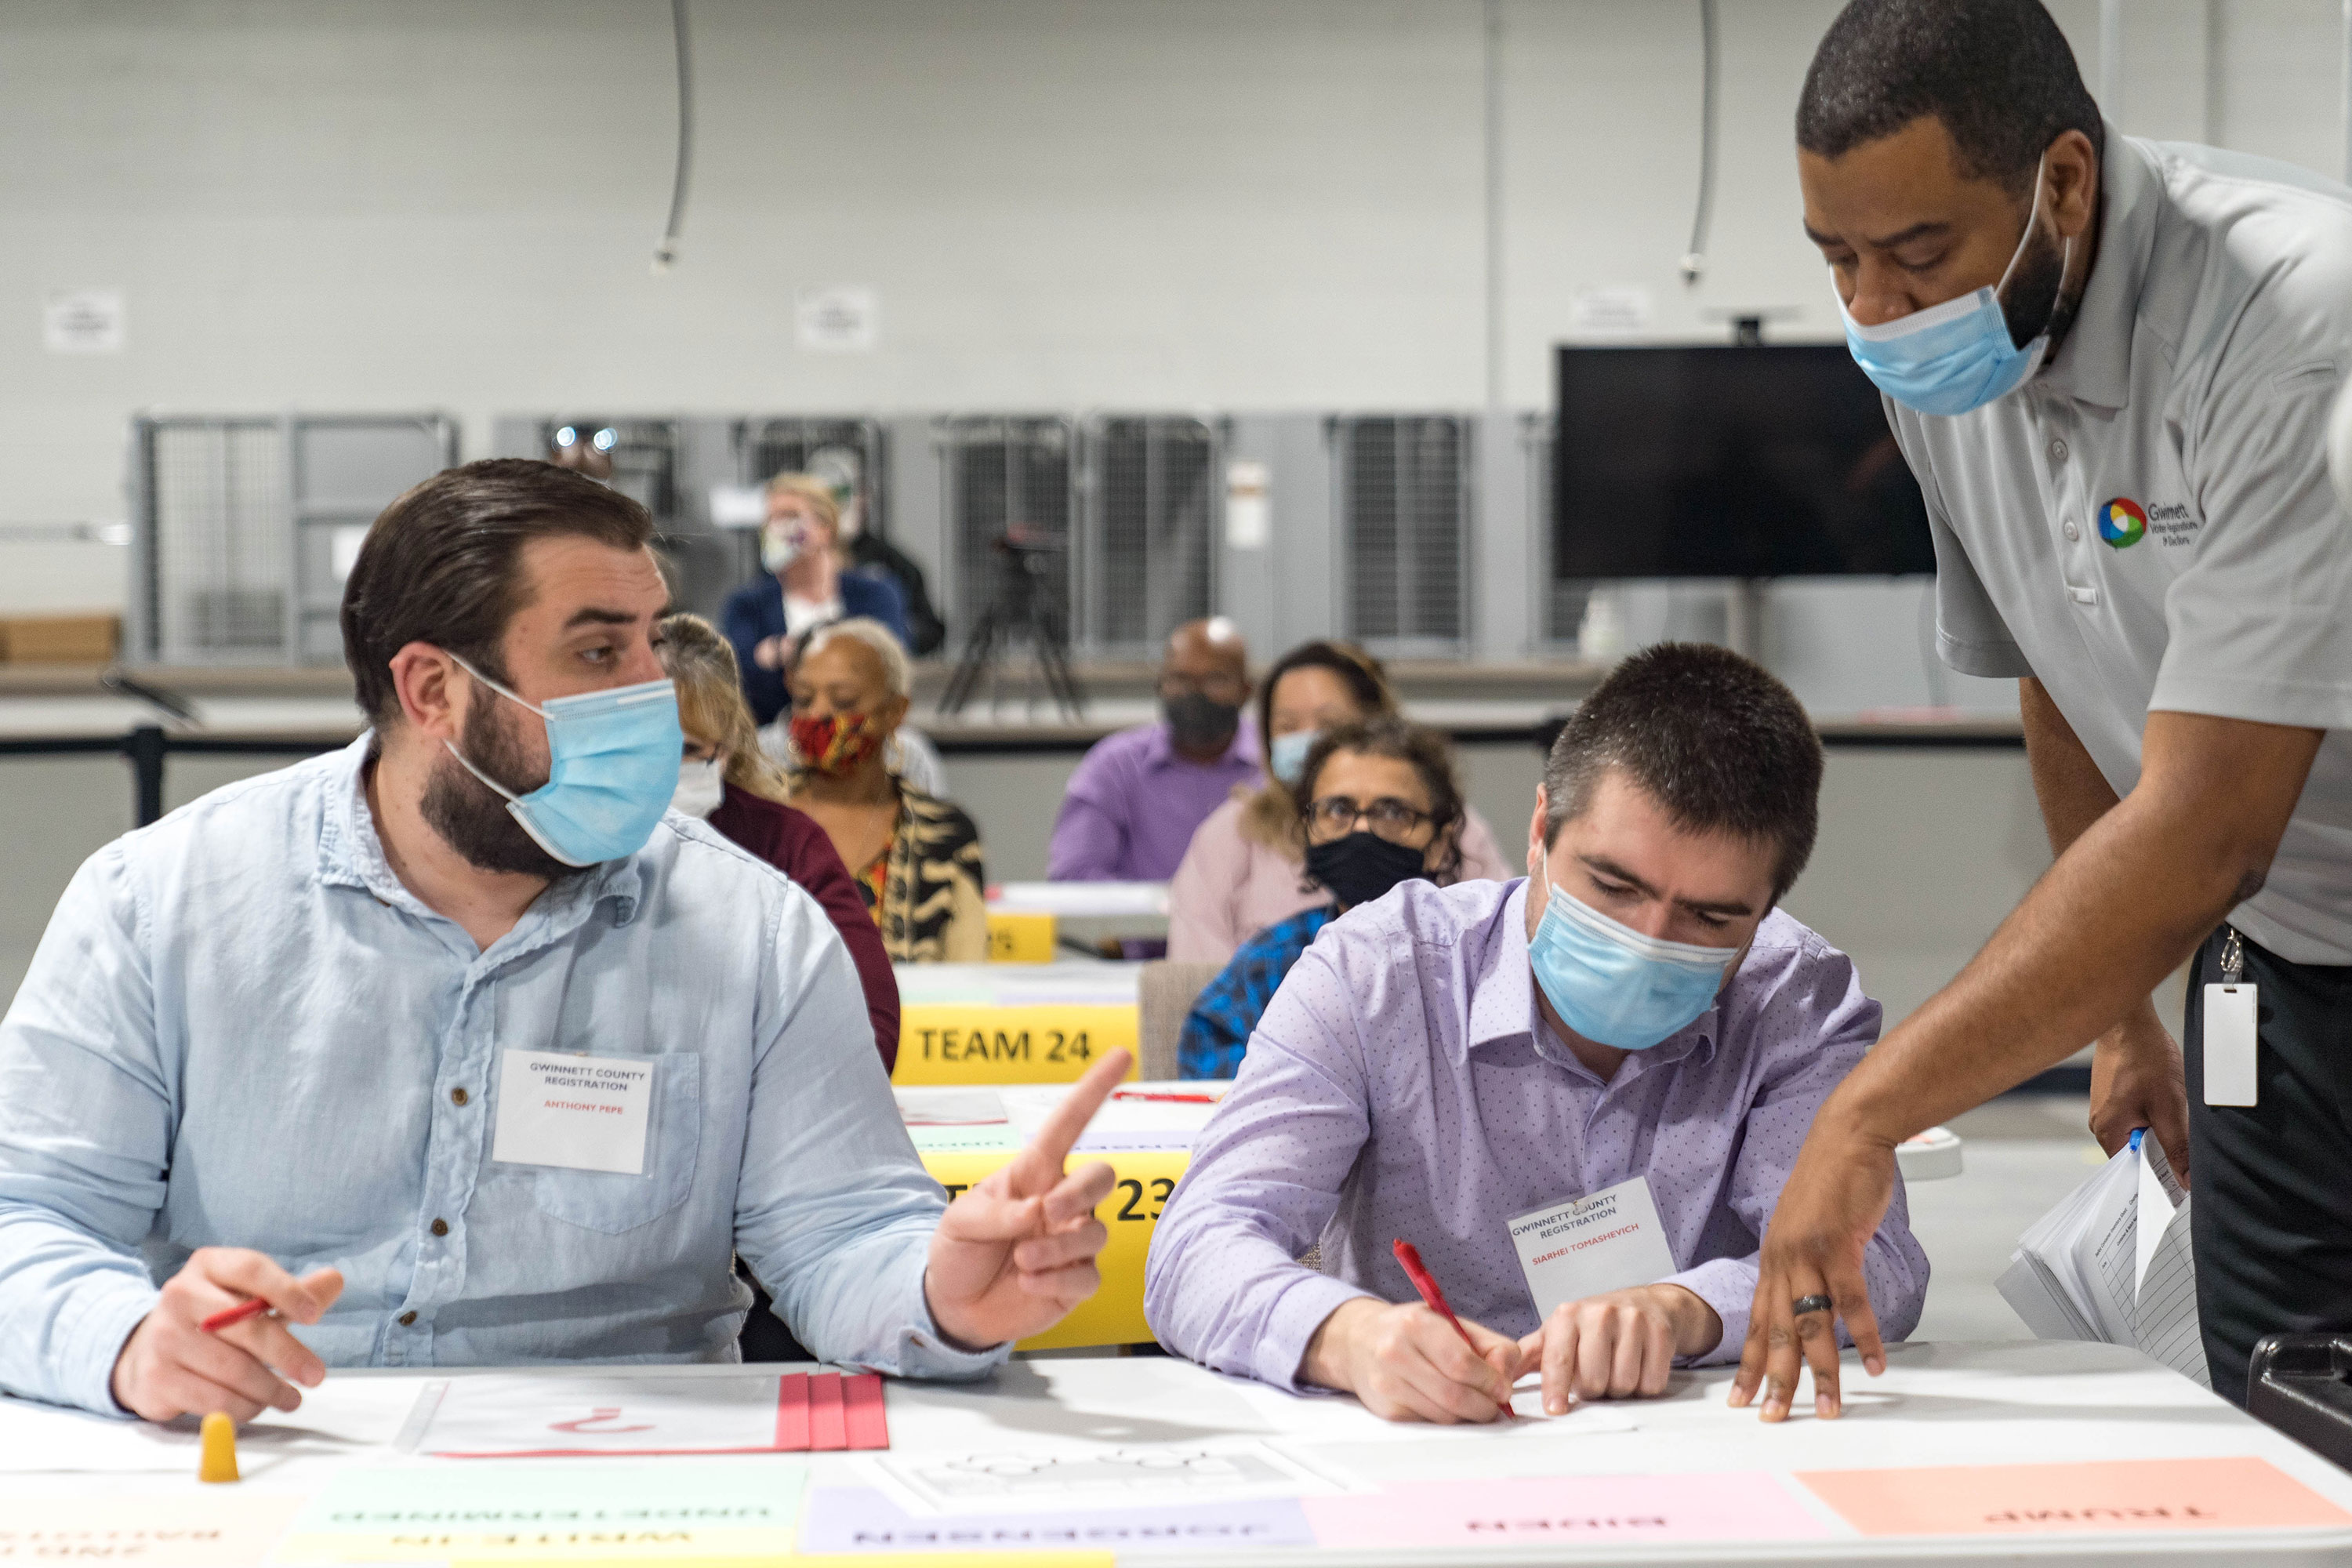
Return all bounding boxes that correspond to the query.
[0,458,1122,1424]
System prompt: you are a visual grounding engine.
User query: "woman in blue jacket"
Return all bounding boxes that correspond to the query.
[722,472,909,725]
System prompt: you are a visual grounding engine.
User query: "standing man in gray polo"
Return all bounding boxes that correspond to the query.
[1736,0,2352,1417]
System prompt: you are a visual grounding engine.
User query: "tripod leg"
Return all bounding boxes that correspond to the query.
[939,608,999,715]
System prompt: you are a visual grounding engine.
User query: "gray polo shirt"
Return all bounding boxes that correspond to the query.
[1887,127,2352,964]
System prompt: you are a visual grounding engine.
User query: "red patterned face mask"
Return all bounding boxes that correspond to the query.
[790,711,884,775]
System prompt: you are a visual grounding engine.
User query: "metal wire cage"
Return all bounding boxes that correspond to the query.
[1334,414,1472,655]
[129,412,459,665]
[1078,416,1217,656]
[935,416,1076,652]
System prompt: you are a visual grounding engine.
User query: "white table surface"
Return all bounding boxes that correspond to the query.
[5,1342,2347,1565]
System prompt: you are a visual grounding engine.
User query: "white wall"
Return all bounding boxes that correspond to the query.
[2,0,2347,613]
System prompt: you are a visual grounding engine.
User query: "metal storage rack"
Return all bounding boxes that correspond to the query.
[128,412,459,666]
[1332,414,1473,657]
[1077,415,1218,656]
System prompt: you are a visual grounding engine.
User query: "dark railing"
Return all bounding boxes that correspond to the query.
[0,726,348,827]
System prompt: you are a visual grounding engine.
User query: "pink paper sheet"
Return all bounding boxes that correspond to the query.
[1798,1457,2352,1537]
[1301,1471,1826,1550]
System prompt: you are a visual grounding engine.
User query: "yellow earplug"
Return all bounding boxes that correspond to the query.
[198,1410,238,1483]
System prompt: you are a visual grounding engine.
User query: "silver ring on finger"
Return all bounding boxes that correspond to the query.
[1791,1294,1835,1317]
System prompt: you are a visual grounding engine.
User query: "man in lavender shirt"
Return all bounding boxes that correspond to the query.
[1145,644,1927,1423]
[1047,619,1258,882]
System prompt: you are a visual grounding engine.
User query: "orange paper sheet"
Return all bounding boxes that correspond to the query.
[1798,1457,2352,1537]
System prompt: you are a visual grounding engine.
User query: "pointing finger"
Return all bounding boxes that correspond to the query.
[1008,1050,1133,1189]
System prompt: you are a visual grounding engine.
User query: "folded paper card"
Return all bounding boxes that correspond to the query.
[1798,1457,2352,1536]
[274,1459,803,1563]
[0,1495,304,1566]
[1298,1472,1826,1550]
[798,1486,1315,1554]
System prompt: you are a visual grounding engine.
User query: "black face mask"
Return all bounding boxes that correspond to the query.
[1304,831,1428,911]
[1163,690,1241,752]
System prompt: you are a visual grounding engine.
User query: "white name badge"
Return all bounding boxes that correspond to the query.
[1508,1175,1679,1320]
[2202,982,2259,1107]
[491,1049,654,1175]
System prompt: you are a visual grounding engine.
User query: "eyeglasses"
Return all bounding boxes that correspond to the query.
[1308,795,1433,844]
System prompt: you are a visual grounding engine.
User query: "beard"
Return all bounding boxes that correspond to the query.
[2001,218,2073,351]
[420,692,584,881]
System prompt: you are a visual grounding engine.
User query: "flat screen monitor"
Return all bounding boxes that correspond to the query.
[1552,344,1934,579]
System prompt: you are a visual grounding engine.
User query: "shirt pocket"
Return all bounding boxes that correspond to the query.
[532,1052,702,1235]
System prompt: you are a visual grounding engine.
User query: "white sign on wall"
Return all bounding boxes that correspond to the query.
[1567,285,1653,337]
[1225,461,1272,550]
[44,289,126,354]
[795,285,879,353]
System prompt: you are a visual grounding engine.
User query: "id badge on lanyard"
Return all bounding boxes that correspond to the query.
[2202,927,2258,1108]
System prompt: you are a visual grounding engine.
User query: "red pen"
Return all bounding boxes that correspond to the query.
[1112,1091,1221,1104]
[1391,1238,1475,1348]
[199,1298,272,1334]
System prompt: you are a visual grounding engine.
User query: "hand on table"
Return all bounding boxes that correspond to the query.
[1301,1296,1524,1424]
[923,1049,1128,1350]
[2089,1002,2190,1185]
[1516,1283,1721,1414]
[111,1249,345,1424]
[1729,1106,1894,1422]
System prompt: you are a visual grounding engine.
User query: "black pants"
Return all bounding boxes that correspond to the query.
[2185,924,2352,1405]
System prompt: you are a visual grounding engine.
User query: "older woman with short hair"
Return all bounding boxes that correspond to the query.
[721,472,910,725]
[656,612,899,1069]
[784,618,988,964]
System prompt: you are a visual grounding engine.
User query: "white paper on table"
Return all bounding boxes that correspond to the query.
[404,1374,788,1457]
[895,1086,1009,1127]
[868,1439,1345,1516]
[0,1379,419,1473]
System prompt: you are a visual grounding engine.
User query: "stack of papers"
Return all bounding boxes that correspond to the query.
[402,1371,888,1457]
[1995,1132,2206,1386]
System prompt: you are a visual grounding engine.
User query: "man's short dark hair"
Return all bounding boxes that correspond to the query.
[1797,0,2103,194]
[341,458,655,727]
[1543,644,1823,899]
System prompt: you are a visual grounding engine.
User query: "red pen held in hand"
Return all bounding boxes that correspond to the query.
[1391,1237,1475,1349]
[199,1298,273,1334]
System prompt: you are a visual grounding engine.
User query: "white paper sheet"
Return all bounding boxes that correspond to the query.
[869,1439,1341,1516]
[405,1374,786,1457]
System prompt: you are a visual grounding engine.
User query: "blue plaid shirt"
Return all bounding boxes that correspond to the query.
[1178,909,1334,1080]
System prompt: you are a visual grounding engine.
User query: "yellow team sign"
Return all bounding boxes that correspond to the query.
[920,1146,1189,1350]
[984,911,1058,963]
[893,1005,1140,1085]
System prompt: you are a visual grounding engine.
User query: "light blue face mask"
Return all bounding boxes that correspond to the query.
[1529,882,1742,1051]
[1269,729,1319,787]
[444,656,683,868]
[1837,154,2070,417]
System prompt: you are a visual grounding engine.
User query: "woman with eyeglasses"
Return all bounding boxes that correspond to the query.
[1166,640,1512,965]
[1177,717,1466,1080]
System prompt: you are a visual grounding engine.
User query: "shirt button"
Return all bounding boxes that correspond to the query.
[398,1310,418,1326]
[2049,438,2068,460]
[2063,521,2080,541]
[450,1087,469,1106]
[430,1218,449,1237]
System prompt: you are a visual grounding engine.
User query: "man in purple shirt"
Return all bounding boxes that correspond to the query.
[1047,619,1259,882]
[1145,644,1927,1423]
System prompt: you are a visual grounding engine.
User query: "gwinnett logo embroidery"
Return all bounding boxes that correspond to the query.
[2096,498,2147,548]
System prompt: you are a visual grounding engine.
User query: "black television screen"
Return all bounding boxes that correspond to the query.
[1552,344,1934,579]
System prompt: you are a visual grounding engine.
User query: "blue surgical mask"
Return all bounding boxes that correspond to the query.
[1269,729,1318,787]
[1838,153,2070,417]
[444,656,683,868]
[1528,882,1740,1051]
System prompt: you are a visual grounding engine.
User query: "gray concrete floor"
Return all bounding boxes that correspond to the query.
[1904,1095,2109,1343]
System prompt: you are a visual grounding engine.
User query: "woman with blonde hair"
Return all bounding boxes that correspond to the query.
[657,612,898,1068]
[1166,639,1513,964]
[721,472,909,726]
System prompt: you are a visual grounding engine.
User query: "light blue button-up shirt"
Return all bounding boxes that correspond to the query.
[0,736,1002,1416]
